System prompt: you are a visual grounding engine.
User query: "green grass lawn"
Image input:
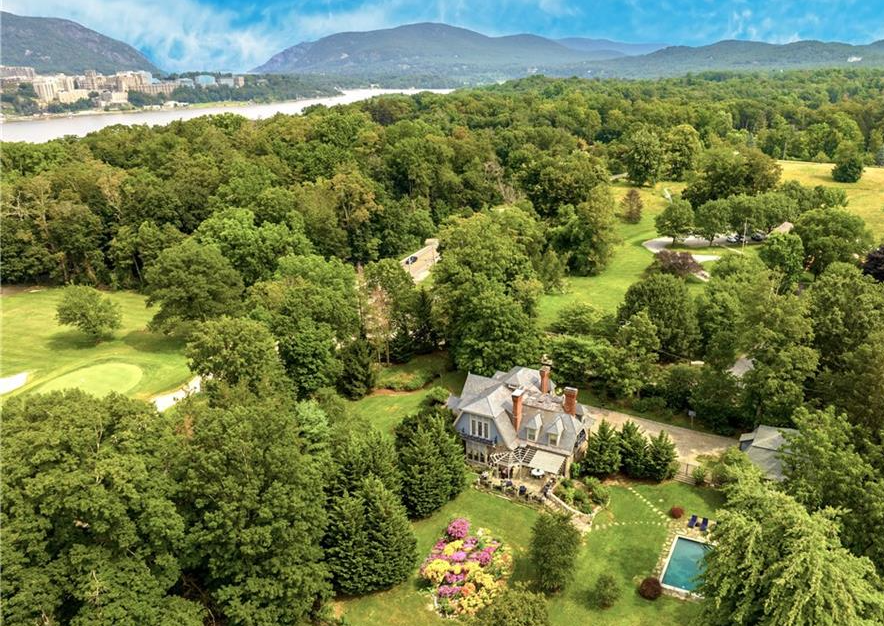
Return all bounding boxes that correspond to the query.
[779,161,884,238]
[537,161,883,329]
[376,352,453,391]
[350,366,466,435]
[537,182,686,328]
[1,287,190,400]
[337,480,720,626]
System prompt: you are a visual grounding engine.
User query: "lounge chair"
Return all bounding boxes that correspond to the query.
[699,518,709,532]
[687,514,698,528]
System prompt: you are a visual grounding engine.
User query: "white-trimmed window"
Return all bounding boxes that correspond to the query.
[470,417,490,440]
[466,442,487,463]
[548,433,559,447]
[526,427,537,441]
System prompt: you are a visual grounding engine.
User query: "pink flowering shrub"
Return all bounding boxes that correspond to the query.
[447,518,470,539]
[419,518,513,616]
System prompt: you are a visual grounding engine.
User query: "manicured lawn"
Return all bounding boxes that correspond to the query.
[338,480,719,626]
[537,161,883,330]
[376,352,453,391]
[335,486,539,626]
[1,287,190,400]
[538,182,681,327]
[779,161,884,238]
[350,366,466,435]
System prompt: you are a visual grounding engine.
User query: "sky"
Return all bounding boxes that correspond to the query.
[10,0,884,72]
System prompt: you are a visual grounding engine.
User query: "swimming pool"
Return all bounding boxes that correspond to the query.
[660,536,711,593]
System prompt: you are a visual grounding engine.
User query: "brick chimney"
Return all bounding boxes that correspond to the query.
[540,365,551,394]
[563,387,578,416]
[511,389,524,433]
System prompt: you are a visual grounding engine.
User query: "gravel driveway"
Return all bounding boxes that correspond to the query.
[588,405,737,465]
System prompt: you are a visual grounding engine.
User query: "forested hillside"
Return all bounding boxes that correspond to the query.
[2,68,884,626]
[0,11,159,74]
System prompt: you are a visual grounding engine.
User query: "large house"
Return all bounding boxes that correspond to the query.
[739,425,798,481]
[447,366,593,477]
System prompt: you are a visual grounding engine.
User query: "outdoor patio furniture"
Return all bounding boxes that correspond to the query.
[530,467,545,478]
[699,518,709,532]
[518,485,528,496]
[687,514,698,528]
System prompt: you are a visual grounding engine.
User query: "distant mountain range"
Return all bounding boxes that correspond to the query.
[252,23,661,82]
[0,12,158,75]
[4,13,884,84]
[253,22,884,83]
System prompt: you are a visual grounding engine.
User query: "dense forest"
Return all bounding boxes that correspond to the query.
[2,68,884,625]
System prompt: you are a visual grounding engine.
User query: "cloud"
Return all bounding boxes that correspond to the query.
[4,0,411,71]
[5,0,877,72]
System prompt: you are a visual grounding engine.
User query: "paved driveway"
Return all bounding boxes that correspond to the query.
[401,238,439,283]
[588,406,737,465]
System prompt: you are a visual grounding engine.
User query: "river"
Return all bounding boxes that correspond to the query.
[0,88,451,143]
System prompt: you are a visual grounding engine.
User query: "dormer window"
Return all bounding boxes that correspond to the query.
[470,417,490,440]
[548,433,559,447]
[526,427,537,441]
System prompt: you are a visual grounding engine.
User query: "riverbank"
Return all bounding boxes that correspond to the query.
[0,88,453,143]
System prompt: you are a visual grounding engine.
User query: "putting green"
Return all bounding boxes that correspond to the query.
[37,363,144,397]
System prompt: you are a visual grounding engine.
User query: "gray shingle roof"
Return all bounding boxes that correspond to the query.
[739,425,798,481]
[450,366,592,454]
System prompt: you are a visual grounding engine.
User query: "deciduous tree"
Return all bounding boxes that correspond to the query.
[55,285,122,340]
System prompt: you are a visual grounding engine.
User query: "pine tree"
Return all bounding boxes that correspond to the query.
[395,408,466,518]
[581,420,621,476]
[331,427,401,497]
[325,476,417,595]
[645,430,678,481]
[620,188,644,224]
[618,420,649,478]
[411,288,438,354]
[338,334,376,400]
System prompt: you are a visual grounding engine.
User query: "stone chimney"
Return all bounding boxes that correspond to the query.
[540,365,551,394]
[563,387,578,416]
[511,388,524,433]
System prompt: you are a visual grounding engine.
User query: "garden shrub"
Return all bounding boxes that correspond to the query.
[692,466,708,486]
[632,396,669,414]
[669,506,684,519]
[639,577,663,600]
[593,573,621,609]
[583,477,610,506]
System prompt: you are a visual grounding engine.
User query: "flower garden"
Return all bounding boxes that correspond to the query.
[419,518,513,616]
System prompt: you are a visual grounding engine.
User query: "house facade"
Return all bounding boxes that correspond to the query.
[447,366,593,476]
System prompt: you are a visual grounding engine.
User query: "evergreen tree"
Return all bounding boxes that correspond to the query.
[645,431,678,481]
[331,427,401,497]
[862,245,884,282]
[338,334,376,400]
[411,287,438,354]
[618,421,649,478]
[324,476,417,595]
[530,511,581,593]
[581,420,621,476]
[395,408,466,518]
[619,188,644,224]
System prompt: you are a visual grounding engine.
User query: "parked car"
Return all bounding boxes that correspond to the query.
[751,231,767,242]
[725,234,744,244]
[404,255,419,265]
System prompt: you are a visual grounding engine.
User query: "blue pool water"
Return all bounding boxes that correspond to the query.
[661,537,711,592]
